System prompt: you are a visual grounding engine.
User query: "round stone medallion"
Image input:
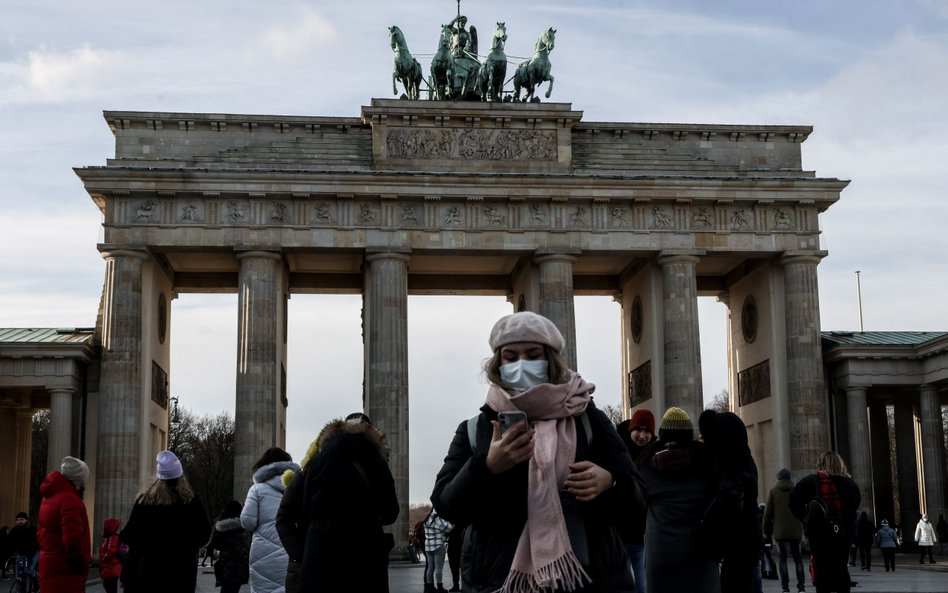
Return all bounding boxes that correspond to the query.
[741,295,758,344]
[158,292,168,344]
[631,295,643,344]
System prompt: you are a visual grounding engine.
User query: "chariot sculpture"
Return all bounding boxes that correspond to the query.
[389,2,555,102]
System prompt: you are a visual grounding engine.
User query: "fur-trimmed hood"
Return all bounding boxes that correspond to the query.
[252,460,300,486]
[317,418,390,460]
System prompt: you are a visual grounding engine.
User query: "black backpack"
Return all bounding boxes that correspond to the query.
[803,475,846,550]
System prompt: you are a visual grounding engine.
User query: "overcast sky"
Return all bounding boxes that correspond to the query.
[2,1,947,504]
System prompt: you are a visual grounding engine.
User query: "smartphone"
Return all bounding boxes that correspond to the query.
[498,411,527,433]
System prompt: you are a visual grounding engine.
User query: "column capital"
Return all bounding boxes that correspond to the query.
[919,384,939,395]
[47,386,77,397]
[365,251,411,264]
[236,249,283,262]
[843,384,870,393]
[99,247,149,261]
[534,253,578,265]
[779,250,827,266]
[656,252,701,266]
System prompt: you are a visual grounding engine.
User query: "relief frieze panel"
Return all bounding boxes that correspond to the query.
[385,127,557,161]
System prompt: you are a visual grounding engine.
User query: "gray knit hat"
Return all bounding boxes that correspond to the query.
[156,450,183,480]
[777,467,791,480]
[61,456,89,488]
[489,312,565,353]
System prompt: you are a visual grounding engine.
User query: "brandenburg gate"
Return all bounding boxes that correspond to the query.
[75,97,847,546]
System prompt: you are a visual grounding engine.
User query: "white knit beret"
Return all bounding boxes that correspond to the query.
[488,312,565,353]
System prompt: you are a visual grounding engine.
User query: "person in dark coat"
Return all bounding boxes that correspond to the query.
[616,408,657,593]
[209,500,251,593]
[874,519,899,572]
[120,450,211,593]
[298,413,399,593]
[788,451,860,593]
[431,311,644,593]
[763,468,806,593]
[640,407,720,593]
[855,512,875,571]
[275,434,320,593]
[9,511,38,582]
[37,456,92,593]
[698,409,761,593]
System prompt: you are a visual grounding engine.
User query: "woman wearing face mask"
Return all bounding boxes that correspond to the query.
[431,311,645,593]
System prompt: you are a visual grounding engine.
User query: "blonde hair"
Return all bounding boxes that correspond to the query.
[135,474,195,505]
[484,344,570,388]
[817,451,851,478]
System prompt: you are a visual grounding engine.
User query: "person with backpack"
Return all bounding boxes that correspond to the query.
[788,451,860,593]
[99,517,123,593]
[431,311,645,593]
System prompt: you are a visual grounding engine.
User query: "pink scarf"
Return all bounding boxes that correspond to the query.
[485,372,595,593]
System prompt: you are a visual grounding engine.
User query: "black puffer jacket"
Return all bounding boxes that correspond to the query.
[298,419,399,593]
[209,518,250,588]
[431,400,644,593]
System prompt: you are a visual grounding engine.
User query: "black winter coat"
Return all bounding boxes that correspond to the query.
[298,420,399,593]
[431,400,644,593]
[209,518,250,588]
[120,493,210,593]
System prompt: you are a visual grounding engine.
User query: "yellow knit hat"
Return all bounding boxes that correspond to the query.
[659,407,693,431]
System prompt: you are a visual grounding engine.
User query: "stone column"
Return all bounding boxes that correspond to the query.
[869,401,895,523]
[234,250,283,500]
[845,386,873,515]
[656,254,702,420]
[535,254,577,369]
[919,385,946,521]
[893,398,921,530]
[781,253,828,473]
[96,248,148,536]
[47,387,76,473]
[0,407,33,525]
[363,251,410,551]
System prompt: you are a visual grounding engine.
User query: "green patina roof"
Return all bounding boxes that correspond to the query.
[0,328,96,345]
[822,331,948,347]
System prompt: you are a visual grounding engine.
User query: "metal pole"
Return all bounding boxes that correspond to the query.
[855,270,864,332]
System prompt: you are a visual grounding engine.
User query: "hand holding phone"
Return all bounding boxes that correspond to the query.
[498,411,527,433]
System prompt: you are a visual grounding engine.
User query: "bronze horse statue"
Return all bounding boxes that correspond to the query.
[476,22,507,102]
[513,27,555,102]
[389,25,422,100]
[429,24,453,101]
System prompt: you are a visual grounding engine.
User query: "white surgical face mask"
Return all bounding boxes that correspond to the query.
[499,359,549,392]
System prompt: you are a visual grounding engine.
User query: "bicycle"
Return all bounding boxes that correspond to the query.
[8,555,34,593]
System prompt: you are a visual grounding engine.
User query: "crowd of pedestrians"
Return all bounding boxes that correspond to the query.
[2,310,945,593]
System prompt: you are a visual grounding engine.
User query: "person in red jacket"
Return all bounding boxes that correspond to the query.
[99,517,123,593]
[37,456,92,593]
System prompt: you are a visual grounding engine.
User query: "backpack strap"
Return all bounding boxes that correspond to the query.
[467,411,592,453]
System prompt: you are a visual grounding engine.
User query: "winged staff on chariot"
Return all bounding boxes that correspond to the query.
[389,1,555,102]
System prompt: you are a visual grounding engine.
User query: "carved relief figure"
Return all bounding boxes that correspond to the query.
[180,204,199,223]
[691,207,713,228]
[400,204,420,223]
[386,128,555,161]
[312,203,334,223]
[227,201,245,222]
[652,206,672,228]
[271,202,288,222]
[730,208,749,230]
[442,206,461,226]
[136,200,158,223]
[773,209,793,229]
[569,207,587,226]
[612,207,628,227]
[360,205,378,224]
[530,204,546,224]
[484,206,506,225]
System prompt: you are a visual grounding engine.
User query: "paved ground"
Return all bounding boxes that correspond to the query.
[5,550,943,592]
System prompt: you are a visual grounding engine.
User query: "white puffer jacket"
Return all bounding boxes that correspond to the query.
[915,518,938,546]
[241,460,300,593]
